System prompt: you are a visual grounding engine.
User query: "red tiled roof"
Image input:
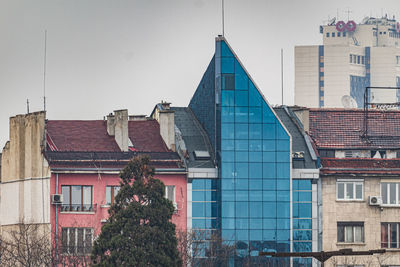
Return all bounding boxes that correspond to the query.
[46,119,169,152]
[321,158,400,175]
[46,120,120,152]
[309,108,400,149]
[128,120,169,152]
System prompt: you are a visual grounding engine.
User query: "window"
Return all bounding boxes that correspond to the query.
[343,32,346,37]
[332,32,335,37]
[165,185,176,204]
[338,32,341,37]
[381,182,400,205]
[357,56,360,64]
[319,149,334,158]
[337,222,364,243]
[62,227,93,254]
[61,185,93,212]
[350,54,353,63]
[326,32,330,37]
[106,186,120,205]
[381,223,400,248]
[337,180,363,200]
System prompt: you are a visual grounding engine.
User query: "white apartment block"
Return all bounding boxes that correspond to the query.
[295,16,400,108]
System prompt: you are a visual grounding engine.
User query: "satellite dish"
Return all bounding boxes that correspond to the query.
[361,16,370,24]
[341,95,357,108]
[328,17,336,25]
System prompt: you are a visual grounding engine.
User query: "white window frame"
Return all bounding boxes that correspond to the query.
[336,179,364,201]
[381,182,400,206]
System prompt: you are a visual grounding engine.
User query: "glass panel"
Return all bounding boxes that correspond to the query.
[222,202,235,217]
[236,202,249,218]
[355,183,363,199]
[249,107,262,123]
[106,187,111,205]
[71,186,81,211]
[167,186,175,202]
[249,202,262,218]
[222,90,234,106]
[390,183,396,204]
[221,107,235,123]
[249,163,262,178]
[235,139,248,151]
[345,226,354,242]
[263,202,276,218]
[77,228,84,254]
[114,186,120,199]
[249,124,261,139]
[337,225,344,242]
[69,228,75,253]
[382,183,388,204]
[82,186,92,211]
[235,123,248,139]
[337,183,344,199]
[192,203,205,217]
[236,179,249,190]
[236,163,248,178]
[221,123,235,139]
[221,57,234,73]
[235,90,248,106]
[390,223,397,248]
[346,183,354,199]
[84,229,93,254]
[62,186,70,206]
[262,124,276,139]
[222,218,235,229]
[354,226,363,242]
[235,107,248,123]
[62,228,68,253]
[249,140,262,151]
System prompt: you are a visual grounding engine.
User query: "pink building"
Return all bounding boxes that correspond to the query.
[0,106,186,256]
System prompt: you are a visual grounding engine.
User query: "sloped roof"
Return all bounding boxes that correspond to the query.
[320,158,400,176]
[46,119,169,152]
[309,108,400,149]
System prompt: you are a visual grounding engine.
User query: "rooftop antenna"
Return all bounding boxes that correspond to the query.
[345,7,352,21]
[43,30,47,112]
[222,0,225,37]
[281,48,284,105]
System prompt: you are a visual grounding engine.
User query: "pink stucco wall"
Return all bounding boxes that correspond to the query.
[50,172,187,239]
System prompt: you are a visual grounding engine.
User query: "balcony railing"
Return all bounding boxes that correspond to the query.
[60,204,97,212]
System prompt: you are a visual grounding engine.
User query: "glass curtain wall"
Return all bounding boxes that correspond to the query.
[216,39,291,264]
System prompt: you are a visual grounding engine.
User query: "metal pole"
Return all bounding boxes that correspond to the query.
[281,48,284,105]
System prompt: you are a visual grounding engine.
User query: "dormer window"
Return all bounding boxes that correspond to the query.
[371,150,387,159]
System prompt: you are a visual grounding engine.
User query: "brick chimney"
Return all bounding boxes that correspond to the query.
[152,102,175,151]
[107,109,129,152]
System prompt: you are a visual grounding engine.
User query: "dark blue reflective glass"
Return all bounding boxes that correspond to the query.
[235,109,249,126]
[249,163,262,178]
[235,123,248,139]
[293,219,312,229]
[263,230,276,241]
[263,202,276,218]
[221,163,234,178]
[263,163,276,179]
[221,57,234,73]
[221,151,234,162]
[236,230,249,240]
[249,151,262,162]
[277,163,289,179]
[262,102,276,123]
[298,203,312,218]
[222,202,235,217]
[222,229,235,241]
[249,202,262,218]
[249,124,262,139]
[298,180,312,190]
[277,230,290,241]
[263,152,275,162]
[221,123,234,139]
[249,140,262,151]
[277,219,290,230]
[299,191,312,202]
[293,230,312,241]
[263,219,276,229]
[192,179,205,190]
[263,180,276,190]
[235,151,248,162]
[236,179,249,190]
[277,179,290,190]
[276,190,290,202]
[193,191,205,201]
[263,190,276,202]
[277,140,290,152]
[236,163,248,178]
[192,219,206,229]
[235,139,248,151]
[277,124,289,139]
[249,107,262,123]
[236,202,249,218]
[221,41,234,57]
[221,107,234,122]
[236,190,249,201]
[222,90,234,106]
[221,139,234,150]
[250,230,262,241]
[276,202,290,218]
[293,242,312,252]
[235,90,248,106]
[277,152,290,163]
[222,218,235,229]
[249,82,262,106]
[263,123,276,139]
[249,179,262,190]
[221,179,235,190]
[193,202,205,217]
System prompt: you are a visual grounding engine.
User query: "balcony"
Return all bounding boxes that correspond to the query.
[60,204,97,213]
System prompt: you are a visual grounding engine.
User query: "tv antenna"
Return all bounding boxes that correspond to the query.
[43,30,47,112]
[222,0,225,37]
[345,7,352,21]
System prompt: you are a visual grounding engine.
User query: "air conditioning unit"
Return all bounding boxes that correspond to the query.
[51,194,63,204]
[173,203,178,213]
[369,196,382,206]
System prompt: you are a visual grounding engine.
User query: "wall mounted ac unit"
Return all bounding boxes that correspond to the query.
[51,194,63,204]
[369,196,382,206]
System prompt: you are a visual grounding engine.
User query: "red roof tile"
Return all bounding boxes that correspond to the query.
[309,108,400,149]
[321,158,400,175]
[46,119,169,152]
[128,120,169,152]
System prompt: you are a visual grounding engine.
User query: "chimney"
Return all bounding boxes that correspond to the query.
[107,110,129,151]
[152,102,175,151]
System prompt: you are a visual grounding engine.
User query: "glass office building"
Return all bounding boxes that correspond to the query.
[190,37,292,265]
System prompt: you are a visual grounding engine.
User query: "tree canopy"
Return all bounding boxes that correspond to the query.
[91,155,181,267]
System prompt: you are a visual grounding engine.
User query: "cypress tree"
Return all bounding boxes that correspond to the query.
[91,155,182,267]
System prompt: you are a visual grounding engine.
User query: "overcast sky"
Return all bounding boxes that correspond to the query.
[1,0,399,148]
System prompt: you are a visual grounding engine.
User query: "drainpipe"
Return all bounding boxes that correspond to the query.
[55,173,59,263]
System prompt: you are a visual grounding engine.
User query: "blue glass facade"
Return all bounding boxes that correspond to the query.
[189,38,292,265]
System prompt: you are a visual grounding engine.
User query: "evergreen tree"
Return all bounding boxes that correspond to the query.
[91,155,182,267]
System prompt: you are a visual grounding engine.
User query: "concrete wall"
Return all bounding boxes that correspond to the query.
[294,46,320,108]
[322,176,400,266]
[0,112,51,227]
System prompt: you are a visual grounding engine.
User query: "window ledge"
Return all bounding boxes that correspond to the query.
[336,242,366,246]
[60,211,95,215]
[380,205,400,208]
[336,199,364,202]
[100,204,111,208]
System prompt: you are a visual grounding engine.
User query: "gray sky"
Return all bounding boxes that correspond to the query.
[1,0,399,148]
